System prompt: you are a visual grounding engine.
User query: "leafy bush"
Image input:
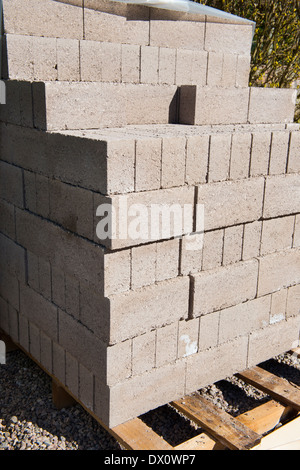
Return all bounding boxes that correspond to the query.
[200,0,300,121]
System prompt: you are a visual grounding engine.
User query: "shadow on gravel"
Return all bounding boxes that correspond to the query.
[140,403,200,447]
[259,357,300,387]
[198,379,270,418]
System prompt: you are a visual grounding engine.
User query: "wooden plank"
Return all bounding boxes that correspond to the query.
[237,366,300,411]
[111,418,173,451]
[174,399,290,451]
[175,434,217,451]
[172,394,261,450]
[251,415,300,450]
[237,401,297,435]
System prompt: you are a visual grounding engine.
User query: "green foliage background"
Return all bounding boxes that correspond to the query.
[200,0,300,121]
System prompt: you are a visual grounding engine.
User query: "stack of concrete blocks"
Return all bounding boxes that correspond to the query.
[0,0,299,428]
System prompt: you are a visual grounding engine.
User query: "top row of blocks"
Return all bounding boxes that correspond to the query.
[2,0,254,55]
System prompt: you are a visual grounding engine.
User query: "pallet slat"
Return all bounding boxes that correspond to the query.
[174,399,291,451]
[111,418,173,451]
[251,415,300,450]
[237,366,300,411]
[172,394,262,450]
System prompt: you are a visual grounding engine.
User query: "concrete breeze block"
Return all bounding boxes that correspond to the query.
[0,199,16,241]
[197,177,265,231]
[201,229,224,271]
[206,52,223,87]
[208,133,231,183]
[176,50,207,86]
[156,238,179,282]
[242,221,262,261]
[247,316,300,367]
[269,131,290,175]
[121,44,140,84]
[185,134,209,185]
[222,53,238,87]
[250,131,271,177]
[198,311,219,352]
[294,215,300,248]
[286,284,300,318]
[108,361,186,428]
[16,208,105,288]
[80,40,103,82]
[20,283,58,341]
[140,46,159,85]
[155,323,178,368]
[104,250,131,297]
[8,304,20,344]
[248,88,297,124]
[186,336,249,395]
[32,36,58,81]
[158,47,176,85]
[178,318,199,359]
[180,234,203,275]
[57,38,80,82]
[3,34,81,81]
[236,55,251,88]
[132,331,156,376]
[222,225,243,265]
[109,276,190,344]
[95,185,195,250]
[0,81,33,128]
[0,233,26,282]
[192,259,258,317]
[260,216,295,256]
[32,82,178,131]
[229,133,252,180]
[135,137,162,192]
[179,86,250,126]
[0,161,24,209]
[288,131,300,173]
[131,243,157,290]
[270,289,287,324]
[263,174,300,219]
[150,17,205,50]
[257,248,300,297]
[218,296,270,344]
[2,0,84,39]
[84,1,149,45]
[161,136,186,188]
[49,179,94,240]
[0,270,20,312]
[4,34,35,81]
[204,22,253,55]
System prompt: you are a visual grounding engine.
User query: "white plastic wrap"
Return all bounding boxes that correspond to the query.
[112,0,256,34]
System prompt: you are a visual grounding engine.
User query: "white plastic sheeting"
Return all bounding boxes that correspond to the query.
[112,0,256,33]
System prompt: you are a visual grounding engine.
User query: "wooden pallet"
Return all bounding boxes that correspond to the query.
[113,364,300,451]
[1,329,300,451]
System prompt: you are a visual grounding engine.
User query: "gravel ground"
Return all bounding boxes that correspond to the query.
[0,348,299,450]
